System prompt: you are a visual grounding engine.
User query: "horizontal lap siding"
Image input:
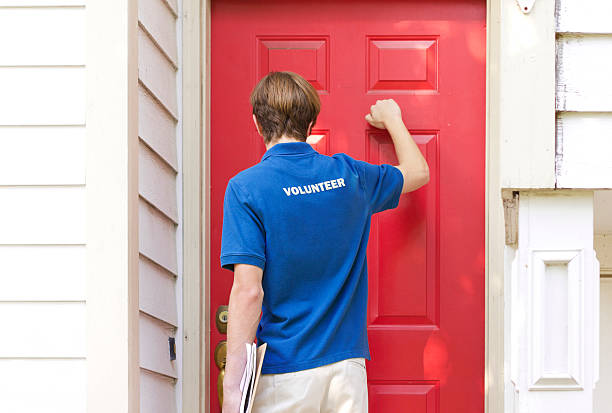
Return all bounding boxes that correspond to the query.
[0,126,85,185]
[556,0,612,188]
[0,3,86,413]
[141,369,178,413]
[0,359,86,412]
[137,0,182,410]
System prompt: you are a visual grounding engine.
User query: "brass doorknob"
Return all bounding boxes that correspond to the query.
[215,340,227,407]
[216,305,229,334]
[214,340,227,369]
[218,368,225,407]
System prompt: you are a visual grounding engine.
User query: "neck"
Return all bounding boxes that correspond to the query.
[265,135,304,150]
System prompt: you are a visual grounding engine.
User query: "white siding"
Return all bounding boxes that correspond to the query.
[0,127,85,185]
[0,7,85,65]
[556,0,612,188]
[0,359,86,413]
[137,0,182,411]
[0,2,86,413]
[556,0,612,34]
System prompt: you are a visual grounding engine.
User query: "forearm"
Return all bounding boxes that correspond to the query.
[223,281,264,393]
[384,117,429,192]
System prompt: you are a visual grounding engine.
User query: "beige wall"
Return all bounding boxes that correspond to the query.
[0,2,86,411]
[137,0,183,411]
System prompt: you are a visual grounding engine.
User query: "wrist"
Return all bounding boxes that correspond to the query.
[223,374,242,392]
[224,380,240,392]
[383,116,404,129]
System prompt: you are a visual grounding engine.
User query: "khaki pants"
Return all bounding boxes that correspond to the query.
[251,357,368,413]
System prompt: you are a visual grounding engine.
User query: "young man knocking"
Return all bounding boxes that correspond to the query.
[220,71,429,413]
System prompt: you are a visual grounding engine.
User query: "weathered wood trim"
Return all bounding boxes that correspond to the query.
[485,2,505,412]
[502,190,519,246]
[181,0,206,411]
[86,1,140,412]
[498,0,556,189]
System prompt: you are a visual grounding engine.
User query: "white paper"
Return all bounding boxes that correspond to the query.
[245,343,257,411]
[239,343,253,413]
[237,342,268,413]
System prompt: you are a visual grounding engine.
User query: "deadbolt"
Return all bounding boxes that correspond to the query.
[214,340,227,369]
[216,305,229,334]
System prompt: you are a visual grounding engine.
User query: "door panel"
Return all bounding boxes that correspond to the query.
[211,1,486,412]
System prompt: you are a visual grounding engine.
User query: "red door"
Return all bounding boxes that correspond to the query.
[211,1,486,412]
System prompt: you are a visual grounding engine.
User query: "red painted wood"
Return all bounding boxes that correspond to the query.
[211,1,486,412]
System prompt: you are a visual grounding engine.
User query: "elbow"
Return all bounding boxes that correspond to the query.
[421,168,430,185]
[401,168,429,194]
[237,284,264,303]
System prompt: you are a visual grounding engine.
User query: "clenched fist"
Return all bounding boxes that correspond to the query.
[365,99,402,129]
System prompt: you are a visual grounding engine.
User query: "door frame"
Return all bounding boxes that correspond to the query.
[179,1,557,412]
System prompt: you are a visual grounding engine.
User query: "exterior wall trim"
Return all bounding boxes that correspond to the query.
[182,0,209,411]
[86,1,140,412]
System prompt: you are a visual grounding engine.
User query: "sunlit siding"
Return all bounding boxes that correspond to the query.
[0,2,86,412]
[556,0,612,188]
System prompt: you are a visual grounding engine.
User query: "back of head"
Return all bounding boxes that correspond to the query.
[250,71,321,145]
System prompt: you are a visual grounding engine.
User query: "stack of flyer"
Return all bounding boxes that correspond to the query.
[239,342,267,413]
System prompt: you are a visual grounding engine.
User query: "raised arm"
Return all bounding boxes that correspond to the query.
[365,99,430,193]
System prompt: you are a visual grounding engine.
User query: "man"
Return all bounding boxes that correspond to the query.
[220,71,429,413]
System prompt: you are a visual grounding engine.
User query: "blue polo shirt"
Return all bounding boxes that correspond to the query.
[220,141,403,374]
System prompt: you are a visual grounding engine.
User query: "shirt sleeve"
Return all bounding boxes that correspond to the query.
[355,160,404,214]
[219,179,266,272]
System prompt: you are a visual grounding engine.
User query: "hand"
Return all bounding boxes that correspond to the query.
[222,385,242,413]
[365,99,402,129]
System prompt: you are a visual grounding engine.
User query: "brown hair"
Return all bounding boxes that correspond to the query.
[250,71,321,144]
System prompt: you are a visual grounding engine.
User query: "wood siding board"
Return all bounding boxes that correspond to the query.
[162,0,178,17]
[0,245,85,301]
[137,0,181,408]
[0,301,85,357]
[0,7,85,66]
[139,255,178,327]
[139,311,177,378]
[0,186,85,244]
[0,67,85,125]
[0,126,85,185]
[139,197,178,274]
[140,369,177,413]
[556,34,612,112]
[556,0,612,34]
[0,359,86,412]
[138,27,178,118]
[139,140,179,223]
[0,1,84,6]
[138,22,178,70]
[138,0,178,65]
[138,86,178,170]
[555,112,612,188]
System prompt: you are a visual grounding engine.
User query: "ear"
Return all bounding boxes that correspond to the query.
[307,120,314,136]
[252,114,262,136]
